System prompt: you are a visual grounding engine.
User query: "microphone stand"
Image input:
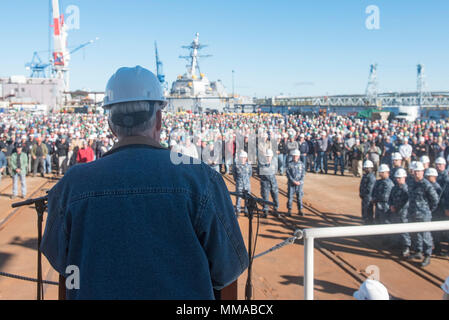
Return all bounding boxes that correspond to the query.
[12,195,48,300]
[229,190,275,300]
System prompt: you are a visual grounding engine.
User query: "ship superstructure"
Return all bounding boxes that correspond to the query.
[167,33,229,112]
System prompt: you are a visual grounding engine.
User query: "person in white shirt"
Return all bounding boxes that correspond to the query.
[399,138,413,170]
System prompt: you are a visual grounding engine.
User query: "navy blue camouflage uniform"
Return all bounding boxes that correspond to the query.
[286,159,305,212]
[232,162,252,213]
[408,178,440,256]
[258,157,279,213]
[359,172,376,224]
[372,178,394,224]
[388,183,411,250]
[432,173,448,252]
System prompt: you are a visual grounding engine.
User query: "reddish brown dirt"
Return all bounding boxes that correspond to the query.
[0,170,447,300]
[0,176,59,300]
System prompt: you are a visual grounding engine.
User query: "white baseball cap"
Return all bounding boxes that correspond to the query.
[435,157,447,165]
[239,151,248,158]
[353,279,389,300]
[414,162,425,171]
[378,164,390,173]
[420,156,430,164]
[442,277,449,295]
[291,149,300,156]
[394,168,407,178]
[392,153,402,161]
[425,168,438,177]
[363,160,374,169]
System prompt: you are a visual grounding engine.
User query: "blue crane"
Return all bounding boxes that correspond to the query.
[25,52,52,78]
[25,37,99,78]
[69,37,99,55]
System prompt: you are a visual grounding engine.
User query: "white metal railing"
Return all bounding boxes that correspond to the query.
[303,221,449,300]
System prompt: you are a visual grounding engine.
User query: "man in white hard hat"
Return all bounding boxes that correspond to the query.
[390,152,403,185]
[359,160,376,224]
[232,150,252,216]
[258,148,279,218]
[420,155,430,169]
[435,157,448,186]
[372,164,394,225]
[286,149,306,217]
[41,66,248,299]
[388,168,411,258]
[407,162,440,267]
[353,279,389,300]
[434,157,449,256]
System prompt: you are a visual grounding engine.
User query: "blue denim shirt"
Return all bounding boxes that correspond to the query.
[40,136,248,299]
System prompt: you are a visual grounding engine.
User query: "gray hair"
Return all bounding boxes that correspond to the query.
[107,101,160,138]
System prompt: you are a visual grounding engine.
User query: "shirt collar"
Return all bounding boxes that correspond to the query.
[103,135,166,157]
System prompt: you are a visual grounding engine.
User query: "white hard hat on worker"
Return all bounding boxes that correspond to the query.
[103,66,167,108]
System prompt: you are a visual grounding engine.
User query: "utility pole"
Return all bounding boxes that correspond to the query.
[232,70,235,99]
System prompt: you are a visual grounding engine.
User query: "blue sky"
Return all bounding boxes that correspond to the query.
[0,0,448,97]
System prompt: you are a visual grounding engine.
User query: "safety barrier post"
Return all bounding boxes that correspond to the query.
[302,221,449,300]
[304,236,315,300]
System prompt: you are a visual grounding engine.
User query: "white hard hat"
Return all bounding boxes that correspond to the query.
[410,161,417,171]
[239,151,248,158]
[363,160,374,169]
[394,168,407,178]
[425,168,438,177]
[291,149,300,157]
[435,157,447,165]
[392,153,402,161]
[420,156,430,164]
[414,161,425,171]
[442,277,449,295]
[103,66,167,108]
[353,279,389,300]
[265,149,274,157]
[378,164,390,173]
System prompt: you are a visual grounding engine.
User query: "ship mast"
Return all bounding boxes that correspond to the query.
[179,32,211,79]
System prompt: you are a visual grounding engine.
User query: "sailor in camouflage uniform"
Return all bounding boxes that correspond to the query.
[407,162,440,267]
[258,148,279,218]
[388,168,411,257]
[232,150,253,216]
[435,157,449,256]
[359,160,376,224]
[286,149,306,217]
[372,164,394,225]
[390,152,404,186]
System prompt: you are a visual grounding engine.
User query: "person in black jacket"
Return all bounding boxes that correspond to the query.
[306,134,315,173]
[332,135,345,175]
[278,134,288,175]
[56,136,69,175]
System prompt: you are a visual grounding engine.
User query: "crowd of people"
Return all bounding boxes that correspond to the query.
[0,111,448,263]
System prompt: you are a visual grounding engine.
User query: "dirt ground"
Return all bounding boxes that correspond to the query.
[0,169,447,300]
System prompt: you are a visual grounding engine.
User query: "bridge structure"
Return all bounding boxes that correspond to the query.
[255,91,449,109]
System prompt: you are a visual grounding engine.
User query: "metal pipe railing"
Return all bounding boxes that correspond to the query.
[303,221,449,300]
